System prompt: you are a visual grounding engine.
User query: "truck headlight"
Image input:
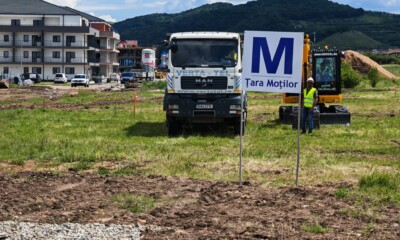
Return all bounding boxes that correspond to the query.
[230,104,242,114]
[230,105,241,110]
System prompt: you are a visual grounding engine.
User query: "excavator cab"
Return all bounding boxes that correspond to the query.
[311,48,351,125]
[312,48,342,96]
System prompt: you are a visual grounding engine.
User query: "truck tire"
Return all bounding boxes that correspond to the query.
[167,118,181,137]
[233,119,245,135]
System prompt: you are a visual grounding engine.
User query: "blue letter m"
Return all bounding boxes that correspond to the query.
[251,37,294,74]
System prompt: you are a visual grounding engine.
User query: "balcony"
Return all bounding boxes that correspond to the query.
[0,41,13,47]
[0,40,88,48]
[44,41,87,48]
[0,25,90,33]
[99,31,120,39]
[0,56,89,64]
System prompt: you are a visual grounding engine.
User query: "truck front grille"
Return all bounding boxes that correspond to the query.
[181,76,227,90]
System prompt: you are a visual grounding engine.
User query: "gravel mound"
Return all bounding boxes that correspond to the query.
[0,221,145,240]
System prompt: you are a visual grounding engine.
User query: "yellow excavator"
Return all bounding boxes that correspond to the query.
[279,35,351,127]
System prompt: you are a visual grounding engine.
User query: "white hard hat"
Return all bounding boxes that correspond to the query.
[307,77,314,83]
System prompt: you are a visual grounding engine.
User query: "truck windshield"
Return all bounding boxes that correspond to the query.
[171,39,238,68]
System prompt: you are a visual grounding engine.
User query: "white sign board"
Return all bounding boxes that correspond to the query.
[242,31,304,93]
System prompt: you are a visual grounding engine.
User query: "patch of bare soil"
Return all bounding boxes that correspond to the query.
[0,87,162,110]
[1,172,399,239]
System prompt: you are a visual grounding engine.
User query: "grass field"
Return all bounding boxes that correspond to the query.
[0,83,399,193]
[383,64,400,77]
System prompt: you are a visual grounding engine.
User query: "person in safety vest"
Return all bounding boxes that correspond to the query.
[301,77,318,134]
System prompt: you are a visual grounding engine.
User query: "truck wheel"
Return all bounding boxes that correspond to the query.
[167,119,181,137]
[233,120,245,136]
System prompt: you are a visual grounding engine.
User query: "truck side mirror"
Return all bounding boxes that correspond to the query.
[162,40,177,52]
[161,40,169,47]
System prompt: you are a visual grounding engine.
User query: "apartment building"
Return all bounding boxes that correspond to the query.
[117,40,144,73]
[0,0,119,81]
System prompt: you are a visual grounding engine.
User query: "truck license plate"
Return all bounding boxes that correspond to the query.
[196,104,213,109]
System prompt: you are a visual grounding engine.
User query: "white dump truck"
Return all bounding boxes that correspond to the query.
[163,32,247,136]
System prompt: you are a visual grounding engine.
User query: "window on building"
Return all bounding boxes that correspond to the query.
[66,36,76,47]
[65,67,75,74]
[4,35,9,42]
[52,51,60,58]
[32,67,42,74]
[23,35,29,42]
[66,36,76,42]
[23,51,29,58]
[66,52,75,58]
[3,67,9,74]
[53,35,61,42]
[11,19,20,26]
[23,67,29,74]
[33,20,43,26]
[52,67,60,74]
[3,51,9,58]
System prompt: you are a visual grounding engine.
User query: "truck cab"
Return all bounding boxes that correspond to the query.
[163,32,247,136]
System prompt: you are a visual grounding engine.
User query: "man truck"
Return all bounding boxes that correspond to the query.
[163,32,247,136]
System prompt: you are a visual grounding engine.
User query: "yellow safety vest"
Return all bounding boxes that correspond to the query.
[303,88,317,108]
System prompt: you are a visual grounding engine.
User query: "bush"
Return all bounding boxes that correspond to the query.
[341,62,362,88]
[368,68,380,87]
[364,52,400,65]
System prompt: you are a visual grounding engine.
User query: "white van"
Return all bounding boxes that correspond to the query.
[54,73,68,83]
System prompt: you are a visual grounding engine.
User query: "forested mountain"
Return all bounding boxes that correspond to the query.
[113,0,400,49]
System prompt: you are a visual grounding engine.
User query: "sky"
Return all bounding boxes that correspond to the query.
[45,0,400,22]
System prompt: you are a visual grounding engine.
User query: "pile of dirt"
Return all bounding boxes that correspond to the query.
[0,171,399,239]
[344,50,400,80]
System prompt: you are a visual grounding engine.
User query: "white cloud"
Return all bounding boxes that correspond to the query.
[382,0,399,7]
[99,15,117,23]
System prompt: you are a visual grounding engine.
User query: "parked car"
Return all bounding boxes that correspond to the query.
[109,73,120,82]
[54,73,68,83]
[92,75,107,84]
[120,72,135,84]
[71,74,89,87]
[20,73,41,83]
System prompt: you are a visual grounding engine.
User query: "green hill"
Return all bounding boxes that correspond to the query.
[113,0,400,49]
[314,31,387,50]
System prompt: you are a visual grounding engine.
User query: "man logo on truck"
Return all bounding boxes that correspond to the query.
[195,78,214,83]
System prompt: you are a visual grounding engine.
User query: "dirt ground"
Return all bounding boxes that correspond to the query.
[1,87,400,239]
[0,171,399,239]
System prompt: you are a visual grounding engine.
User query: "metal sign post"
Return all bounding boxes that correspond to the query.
[239,90,244,187]
[296,91,302,187]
